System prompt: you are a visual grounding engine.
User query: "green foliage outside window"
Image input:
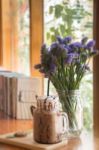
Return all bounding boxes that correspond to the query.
[45,0,93,44]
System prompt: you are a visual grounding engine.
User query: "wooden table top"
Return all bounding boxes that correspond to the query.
[0,115,99,150]
[0,133,99,150]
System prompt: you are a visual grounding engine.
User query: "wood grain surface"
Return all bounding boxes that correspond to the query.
[0,119,32,135]
[0,133,99,150]
[0,112,99,150]
[0,131,68,150]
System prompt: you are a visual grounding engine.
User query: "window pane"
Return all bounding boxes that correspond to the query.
[17,0,30,75]
[44,0,93,42]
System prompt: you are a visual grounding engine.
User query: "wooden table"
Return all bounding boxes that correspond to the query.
[0,117,98,150]
[0,133,99,150]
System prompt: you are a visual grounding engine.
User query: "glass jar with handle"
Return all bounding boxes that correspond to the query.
[31,96,69,144]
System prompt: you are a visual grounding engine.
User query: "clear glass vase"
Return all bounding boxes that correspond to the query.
[57,90,83,138]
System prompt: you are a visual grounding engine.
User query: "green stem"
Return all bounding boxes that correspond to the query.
[57,90,78,130]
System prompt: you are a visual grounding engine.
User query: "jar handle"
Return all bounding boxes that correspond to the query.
[30,105,36,116]
[60,112,69,137]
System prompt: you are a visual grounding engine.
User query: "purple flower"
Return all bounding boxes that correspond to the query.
[70,42,82,49]
[49,63,56,73]
[86,40,95,49]
[64,52,79,64]
[64,54,74,64]
[64,45,72,52]
[74,52,79,58]
[50,42,59,49]
[59,44,68,53]
[63,36,72,44]
[50,43,66,57]
[56,36,64,44]
[50,42,60,56]
[56,36,72,44]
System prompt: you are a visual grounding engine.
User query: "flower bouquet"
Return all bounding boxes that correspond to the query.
[35,36,98,136]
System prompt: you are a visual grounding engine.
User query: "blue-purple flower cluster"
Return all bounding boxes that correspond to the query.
[35,36,98,76]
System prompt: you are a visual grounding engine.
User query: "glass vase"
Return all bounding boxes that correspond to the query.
[57,90,83,138]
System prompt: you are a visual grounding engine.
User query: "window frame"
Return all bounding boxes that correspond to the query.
[30,0,43,77]
[93,0,99,137]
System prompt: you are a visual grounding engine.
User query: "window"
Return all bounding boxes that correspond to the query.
[44,0,93,131]
[0,0,43,77]
[9,0,30,75]
[17,0,30,75]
